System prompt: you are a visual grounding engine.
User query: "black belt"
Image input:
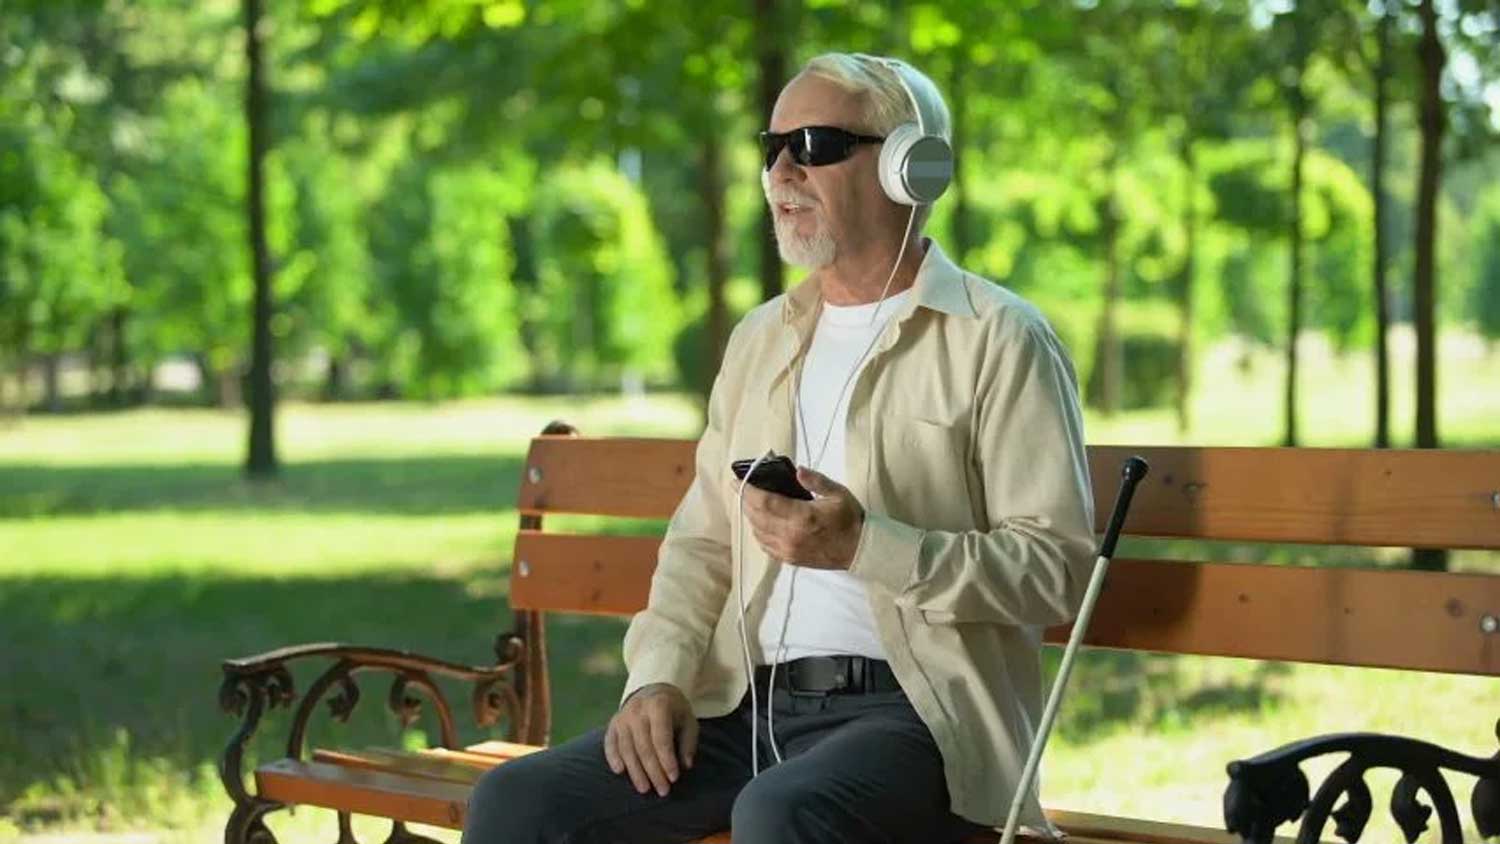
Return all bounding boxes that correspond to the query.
[755,656,902,697]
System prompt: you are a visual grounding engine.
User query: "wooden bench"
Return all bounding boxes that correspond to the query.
[218,421,1500,844]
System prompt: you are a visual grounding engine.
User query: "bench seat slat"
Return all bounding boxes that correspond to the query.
[259,756,1239,842]
[256,758,472,829]
[511,531,1500,676]
[518,438,1500,549]
[312,748,491,783]
[463,739,547,760]
[305,744,550,785]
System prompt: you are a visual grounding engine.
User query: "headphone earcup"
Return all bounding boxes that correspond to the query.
[879,122,954,206]
[878,123,922,205]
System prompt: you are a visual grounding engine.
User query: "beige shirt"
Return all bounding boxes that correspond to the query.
[621,239,1097,830]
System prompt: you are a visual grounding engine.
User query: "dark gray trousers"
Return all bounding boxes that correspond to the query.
[461,684,989,843]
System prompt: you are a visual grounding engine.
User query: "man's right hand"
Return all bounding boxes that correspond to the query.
[604,683,698,797]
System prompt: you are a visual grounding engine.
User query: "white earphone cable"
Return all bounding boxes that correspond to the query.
[734,449,774,776]
[763,203,918,765]
[740,55,933,778]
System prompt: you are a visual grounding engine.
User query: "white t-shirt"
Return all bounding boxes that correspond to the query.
[755,286,914,664]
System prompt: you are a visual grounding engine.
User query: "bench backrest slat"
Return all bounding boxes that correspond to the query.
[509,531,1500,677]
[519,438,1500,550]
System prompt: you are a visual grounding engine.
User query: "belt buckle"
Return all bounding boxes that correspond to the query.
[787,657,843,698]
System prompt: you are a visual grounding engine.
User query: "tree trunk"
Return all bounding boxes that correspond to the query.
[86,321,106,406]
[109,306,128,407]
[322,355,346,402]
[1371,2,1393,449]
[218,360,242,408]
[134,361,154,405]
[13,323,31,415]
[949,49,972,265]
[1096,148,1123,416]
[244,0,278,478]
[1411,0,1447,572]
[42,353,61,413]
[1284,86,1307,448]
[194,353,217,405]
[754,0,785,303]
[700,132,730,401]
[1413,0,1442,452]
[506,216,547,392]
[1176,135,1197,435]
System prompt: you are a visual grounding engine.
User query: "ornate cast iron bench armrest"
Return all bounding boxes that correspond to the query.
[218,635,527,844]
[1222,723,1500,844]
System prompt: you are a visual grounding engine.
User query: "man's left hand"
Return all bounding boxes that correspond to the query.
[741,465,865,570]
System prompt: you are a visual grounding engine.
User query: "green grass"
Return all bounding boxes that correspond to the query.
[1,332,1497,843]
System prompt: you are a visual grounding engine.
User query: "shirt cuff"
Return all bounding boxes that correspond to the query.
[846,511,924,597]
[619,642,700,708]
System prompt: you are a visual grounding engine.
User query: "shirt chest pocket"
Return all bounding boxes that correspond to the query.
[872,414,980,532]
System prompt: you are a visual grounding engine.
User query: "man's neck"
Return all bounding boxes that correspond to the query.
[814,236,928,306]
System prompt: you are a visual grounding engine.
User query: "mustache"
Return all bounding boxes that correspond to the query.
[765,186,819,207]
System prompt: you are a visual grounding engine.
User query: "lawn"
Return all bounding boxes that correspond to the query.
[1,329,1496,843]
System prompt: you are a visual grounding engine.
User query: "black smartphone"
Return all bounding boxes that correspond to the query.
[730,453,813,500]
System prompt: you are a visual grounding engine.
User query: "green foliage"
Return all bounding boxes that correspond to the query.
[1,0,1496,418]
[109,77,253,377]
[1216,234,1284,347]
[369,153,531,399]
[1471,187,1500,344]
[276,122,373,362]
[531,161,681,389]
[1302,149,1374,353]
[1205,140,1289,236]
[0,126,124,359]
[1083,301,1182,411]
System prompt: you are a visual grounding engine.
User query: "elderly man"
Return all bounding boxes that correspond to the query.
[463,52,1095,844]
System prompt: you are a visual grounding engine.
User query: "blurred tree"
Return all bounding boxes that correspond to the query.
[244,0,278,477]
[611,0,752,396]
[1359,0,1401,447]
[1472,187,1500,347]
[1206,139,1290,345]
[367,154,530,399]
[1412,0,1440,459]
[532,161,680,390]
[277,124,373,401]
[110,79,255,407]
[1269,0,1331,446]
[4,0,1498,442]
[754,0,794,304]
[0,1,216,409]
[1304,148,1375,352]
[1158,0,1257,432]
[1020,1,1166,416]
[0,128,124,412]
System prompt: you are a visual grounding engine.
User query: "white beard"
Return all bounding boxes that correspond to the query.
[764,170,836,268]
[774,216,836,268]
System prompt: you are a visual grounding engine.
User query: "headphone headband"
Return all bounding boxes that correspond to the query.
[877,58,930,138]
[858,54,953,206]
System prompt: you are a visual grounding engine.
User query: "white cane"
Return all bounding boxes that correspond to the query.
[999,456,1150,844]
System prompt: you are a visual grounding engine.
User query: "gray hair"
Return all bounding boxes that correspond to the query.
[801,53,951,142]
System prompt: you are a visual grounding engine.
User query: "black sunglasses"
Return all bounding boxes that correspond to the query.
[758,125,885,171]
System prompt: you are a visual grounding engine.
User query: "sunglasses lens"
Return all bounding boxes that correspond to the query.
[759,133,780,170]
[798,128,831,165]
[761,127,868,170]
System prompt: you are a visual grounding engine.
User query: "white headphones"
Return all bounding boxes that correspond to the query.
[867,55,954,207]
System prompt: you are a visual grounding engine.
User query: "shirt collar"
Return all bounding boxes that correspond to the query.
[781,237,978,325]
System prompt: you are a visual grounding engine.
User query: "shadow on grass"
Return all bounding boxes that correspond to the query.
[0,570,629,829]
[1047,649,1290,742]
[0,454,527,518]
